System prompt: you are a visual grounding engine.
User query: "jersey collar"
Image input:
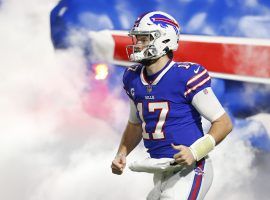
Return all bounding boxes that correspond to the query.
[140,60,175,86]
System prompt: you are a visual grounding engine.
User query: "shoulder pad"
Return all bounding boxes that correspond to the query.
[175,62,199,70]
[127,64,142,72]
[175,62,207,74]
[123,64,142,80]
[123,64,142,86]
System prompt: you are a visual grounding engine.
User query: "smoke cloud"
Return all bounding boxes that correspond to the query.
[0,0,269,200]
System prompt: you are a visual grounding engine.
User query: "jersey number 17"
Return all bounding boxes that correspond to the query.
[137,102,169,140]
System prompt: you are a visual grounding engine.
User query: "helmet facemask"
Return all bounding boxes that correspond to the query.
[126,30,165,62]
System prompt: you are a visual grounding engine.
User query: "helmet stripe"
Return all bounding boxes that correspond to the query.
[152,17,179,28]
[133,12,149,27]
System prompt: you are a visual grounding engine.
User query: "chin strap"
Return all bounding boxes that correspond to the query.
[189,134,216,161]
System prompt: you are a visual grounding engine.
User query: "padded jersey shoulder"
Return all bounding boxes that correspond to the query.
[123,64,143,85]
[171,62,208,83]
[122,64,143,99]
[171,61,211,101]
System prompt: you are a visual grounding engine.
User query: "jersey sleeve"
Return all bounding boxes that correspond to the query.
[122,67,133,99]
[123,64,141,100]
[184,64,211,102]
[128,98,141,124]
[191,87,225,122]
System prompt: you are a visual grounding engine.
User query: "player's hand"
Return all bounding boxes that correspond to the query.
[171,144,196,166]
[111,154,126,175]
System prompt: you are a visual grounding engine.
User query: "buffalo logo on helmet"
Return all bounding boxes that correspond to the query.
[150,14,179,34]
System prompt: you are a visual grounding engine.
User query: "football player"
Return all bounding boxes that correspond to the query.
[111,11,233,200]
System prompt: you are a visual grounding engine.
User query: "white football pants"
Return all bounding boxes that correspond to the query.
[146,157,213,200]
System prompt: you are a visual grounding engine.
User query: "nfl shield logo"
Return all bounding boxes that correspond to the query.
[146,85,152,93]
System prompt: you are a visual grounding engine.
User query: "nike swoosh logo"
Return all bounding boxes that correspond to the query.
[194,66,200,73]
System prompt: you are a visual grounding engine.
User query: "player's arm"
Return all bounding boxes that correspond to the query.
[173,87,233,165]
[190,87,233,159]
[111,99,142,175]
[205,112,232,145]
